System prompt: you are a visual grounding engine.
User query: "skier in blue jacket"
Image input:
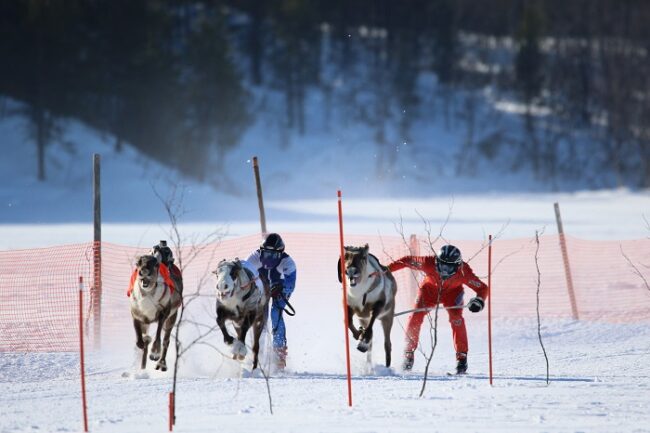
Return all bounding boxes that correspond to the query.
[246,233,297,369]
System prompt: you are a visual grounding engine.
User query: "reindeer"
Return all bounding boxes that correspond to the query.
[129,255,182,371]
[213,259,269,370]
[338,244,397,367]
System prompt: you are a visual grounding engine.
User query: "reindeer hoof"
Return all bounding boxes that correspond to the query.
[231,353,245,361]
[149,352,161,361]
[357,341,370,353]
[155,361,167,371]
[224,336,234,345]
[232,341,247,359]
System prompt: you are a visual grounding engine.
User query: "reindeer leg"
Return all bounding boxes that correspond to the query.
[133,320,151,369]
[150,311,167,361]
[135,320,152,369]
[251,315,264,370]
[133,319,145,349]
[357,301,384,353]
[381,313,394,367]
[216,306,234,345]
[347,306,361,340]
[156,311,177,372]
[233,316,252,361]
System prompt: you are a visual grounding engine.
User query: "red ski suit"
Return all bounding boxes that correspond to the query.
[388,256,488,356]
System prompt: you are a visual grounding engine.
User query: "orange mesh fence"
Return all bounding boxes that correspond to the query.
[1,234,648,352]
[0,243,95,351]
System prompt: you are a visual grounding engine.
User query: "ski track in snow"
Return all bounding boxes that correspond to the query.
[2,318,650,433]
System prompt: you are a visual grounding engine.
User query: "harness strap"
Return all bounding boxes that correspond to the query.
[279,292,296,316]
[239,267,259,300]
[159,264,176,294]
[156,281,170,304]
[361,271,382,307]
[272,292,296,333]
[127,269,138,297]
[241,285,255,302]
[235,266,260,304]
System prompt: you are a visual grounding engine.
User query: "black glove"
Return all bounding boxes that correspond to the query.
[468,297,484,313]
[270,283,284,299]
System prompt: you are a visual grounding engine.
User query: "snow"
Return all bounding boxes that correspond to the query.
[2,317,650,432]
[2,88,650,432]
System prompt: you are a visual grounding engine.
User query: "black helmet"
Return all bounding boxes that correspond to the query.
[153,240,174,266]
[436,244,462,279]
[259,233,285,269]
[261,233,285,252]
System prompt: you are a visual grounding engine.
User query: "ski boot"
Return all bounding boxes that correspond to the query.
[274,346,288,371]
[402,350,415,371]
[456,352,468,375]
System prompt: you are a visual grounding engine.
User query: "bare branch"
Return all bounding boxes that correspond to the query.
[475,233,537,280]
[415,211,448,397]
[620,245,650,293]
[534,230,550,385]
[418,286,443,398]
[415,200,452,251]
[465,219,510,264]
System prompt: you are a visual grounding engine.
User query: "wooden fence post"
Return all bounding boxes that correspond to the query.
[252,156,267,236]
[554,202,579,320]
[92,154,102,348]
[79,276,89,432]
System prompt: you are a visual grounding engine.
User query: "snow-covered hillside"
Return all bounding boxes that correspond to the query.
[1,97,648,249]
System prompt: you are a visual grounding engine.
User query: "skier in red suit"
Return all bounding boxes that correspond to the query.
[387,244,488,374]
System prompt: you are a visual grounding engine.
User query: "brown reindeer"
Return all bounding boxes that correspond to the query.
[129,255,183,371]
[338,245,397,367]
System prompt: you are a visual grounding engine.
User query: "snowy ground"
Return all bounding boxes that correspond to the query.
[2,317,650,433]
[2,96,650,432]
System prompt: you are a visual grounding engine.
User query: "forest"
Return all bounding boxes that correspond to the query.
[1,0,649,188]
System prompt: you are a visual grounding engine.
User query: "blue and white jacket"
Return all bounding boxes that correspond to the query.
[246,250,297,298]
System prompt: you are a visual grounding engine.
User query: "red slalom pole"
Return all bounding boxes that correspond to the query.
[487,235,494,386]
[79,276,89,432]
[337,190,353,407]
[168,392,174,431]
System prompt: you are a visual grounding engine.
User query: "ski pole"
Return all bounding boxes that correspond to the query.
[394,303,469,317]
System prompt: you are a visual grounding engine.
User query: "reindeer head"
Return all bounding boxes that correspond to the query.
[343,244,370,287]
[213,259,243,299]
[136,255,160,290]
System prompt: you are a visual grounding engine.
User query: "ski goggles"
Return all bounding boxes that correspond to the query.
[436,260,460,279]
[260,248,282,261]
[260,248,283,268]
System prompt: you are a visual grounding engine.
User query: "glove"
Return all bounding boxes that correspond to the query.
[270,283,284,299]
[468,297,484,313]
